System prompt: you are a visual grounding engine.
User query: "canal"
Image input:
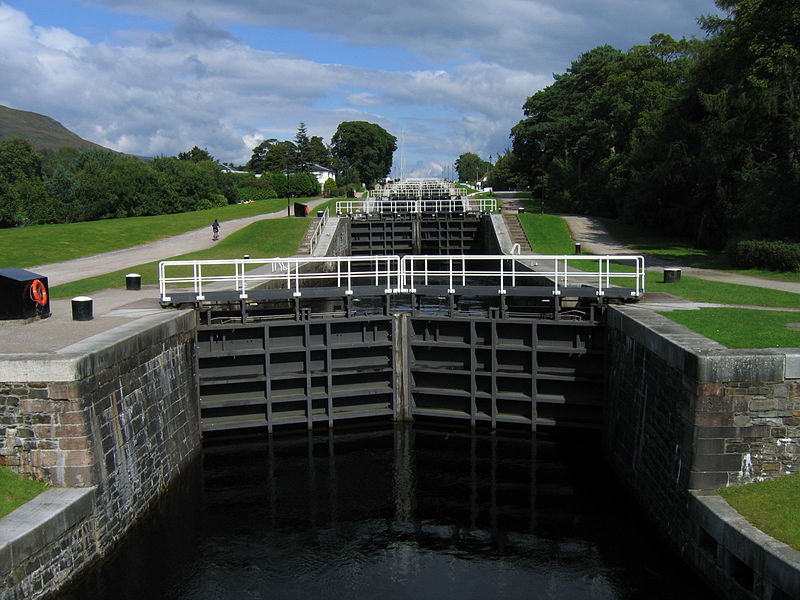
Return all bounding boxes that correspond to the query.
[57,424,717,599]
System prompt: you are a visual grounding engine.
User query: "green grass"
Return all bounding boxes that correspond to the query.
[50,217,311,299]
[600,217,800,282]
[647,273,800,309]
[719,474,800,551]
[658,308,800,348]
[0,467,48,518]
[517,213,799,308]
[519,213,576,255]
[0,197,318,269]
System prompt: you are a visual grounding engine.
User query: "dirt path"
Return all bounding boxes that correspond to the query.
[562,215,800,296]
[29,198,327,287]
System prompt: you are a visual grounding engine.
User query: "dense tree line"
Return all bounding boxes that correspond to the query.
[247,120,396,190]
[0,140,237,228]
[499,0,798,249]
[0,117,399,228]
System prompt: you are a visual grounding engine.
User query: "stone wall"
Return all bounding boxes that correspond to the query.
[604,305,800,599]
[0,310,201,599]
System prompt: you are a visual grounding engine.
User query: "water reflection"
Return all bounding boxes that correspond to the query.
[58,425,715,599]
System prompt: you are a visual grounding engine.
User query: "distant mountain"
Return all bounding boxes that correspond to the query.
[0,105,114,153]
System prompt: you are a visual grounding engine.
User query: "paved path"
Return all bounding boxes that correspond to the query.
[29,198,327,287]
[562,215,800,296]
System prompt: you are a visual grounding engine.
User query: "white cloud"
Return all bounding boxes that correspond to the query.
[0,1,721,174]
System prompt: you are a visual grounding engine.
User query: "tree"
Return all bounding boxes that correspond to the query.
[307,135,332,167]
[295,123,312,172]
[248,138,277,173]
[0,138,43,183]
[486,151,524,190]
[248,140,298,173]
[0,138,52,226]
[454,152,491,184]
[331,121,397,187]
[178,146,214,163]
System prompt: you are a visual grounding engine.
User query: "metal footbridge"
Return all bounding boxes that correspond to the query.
[159,254,646,305]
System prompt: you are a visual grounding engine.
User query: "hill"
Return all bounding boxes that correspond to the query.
[0,104,114,152]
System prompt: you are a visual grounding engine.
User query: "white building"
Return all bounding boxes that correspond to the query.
[310,164,335,186]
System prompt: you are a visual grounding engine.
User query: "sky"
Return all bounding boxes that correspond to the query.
[0,0,723,177]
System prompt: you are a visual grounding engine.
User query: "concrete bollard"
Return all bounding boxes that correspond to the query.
[575,243,581,254]
[125,273,141,291]
[663,268,682,283]
[71,296,93,321]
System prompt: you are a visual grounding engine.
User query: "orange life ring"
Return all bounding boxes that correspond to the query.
[30,279,48,306]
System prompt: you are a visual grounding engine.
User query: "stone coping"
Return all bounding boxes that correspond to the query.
[0,310,195,382]
[692,491,800,597]
[0,487,96,577]
[609,305,800,382]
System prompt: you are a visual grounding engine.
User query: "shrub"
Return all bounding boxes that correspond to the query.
[729,240,800,272]
[238,187,277,202]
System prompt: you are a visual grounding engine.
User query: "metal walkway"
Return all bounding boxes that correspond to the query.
[159,254,646,305]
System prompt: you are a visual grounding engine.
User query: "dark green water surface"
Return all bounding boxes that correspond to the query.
[57,425,716,599]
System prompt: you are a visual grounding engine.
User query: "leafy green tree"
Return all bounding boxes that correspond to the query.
[288,172,321,197]
[178,146,215,163]
[248,138,277,173]
[307,136,332,167]
[323,177,338,197]
[0,138,43,183]
[0,138,54,226]
[486,151,524,190]
[454,152,491,184]
[331,121,396,187]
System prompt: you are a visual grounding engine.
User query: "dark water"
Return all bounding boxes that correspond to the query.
[58,425,715,599]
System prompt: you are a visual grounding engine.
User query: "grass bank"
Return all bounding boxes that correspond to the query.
[50,217,311,299]
[600,217,800,283]
[719,474,800,551]
[0,197,318,269]
[0,467,48,519]
[518,212,799,345]
[658,308,800,348]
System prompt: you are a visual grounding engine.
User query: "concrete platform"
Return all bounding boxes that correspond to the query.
[0,286,174,354]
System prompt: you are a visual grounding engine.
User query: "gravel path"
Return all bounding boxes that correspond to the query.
[29,198,327,287]
[563,215,800,296]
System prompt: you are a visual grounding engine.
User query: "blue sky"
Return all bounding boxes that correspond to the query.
[0,0,722,176]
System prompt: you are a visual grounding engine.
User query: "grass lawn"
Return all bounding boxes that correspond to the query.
[600,217,800,283]
[50,217,311,299]
[0,467,48,519]
[658,308,800,348]
[0,197,319,269]
[719,474,800,551]
[519,213,576,255]
[647,273,800,309]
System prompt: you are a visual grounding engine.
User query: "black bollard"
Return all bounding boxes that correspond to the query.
[575,243,581,254]
[125,273,141,291]
[71,296,93,321]
[663,268,682,283]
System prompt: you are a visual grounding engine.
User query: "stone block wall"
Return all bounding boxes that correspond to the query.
[604,305,800,600]
[0,310,201,599]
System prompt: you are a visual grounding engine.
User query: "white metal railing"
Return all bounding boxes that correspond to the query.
[400,255,645,297]
[335,198,497,215]
[159,254,645,301]
[309,206,329,254]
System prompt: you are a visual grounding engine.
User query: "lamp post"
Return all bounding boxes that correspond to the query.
[285,153,290,217]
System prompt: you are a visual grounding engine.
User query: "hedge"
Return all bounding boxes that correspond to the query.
[729,240,800,272]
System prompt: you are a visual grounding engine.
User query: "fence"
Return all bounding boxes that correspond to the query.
[159,254,645,302]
